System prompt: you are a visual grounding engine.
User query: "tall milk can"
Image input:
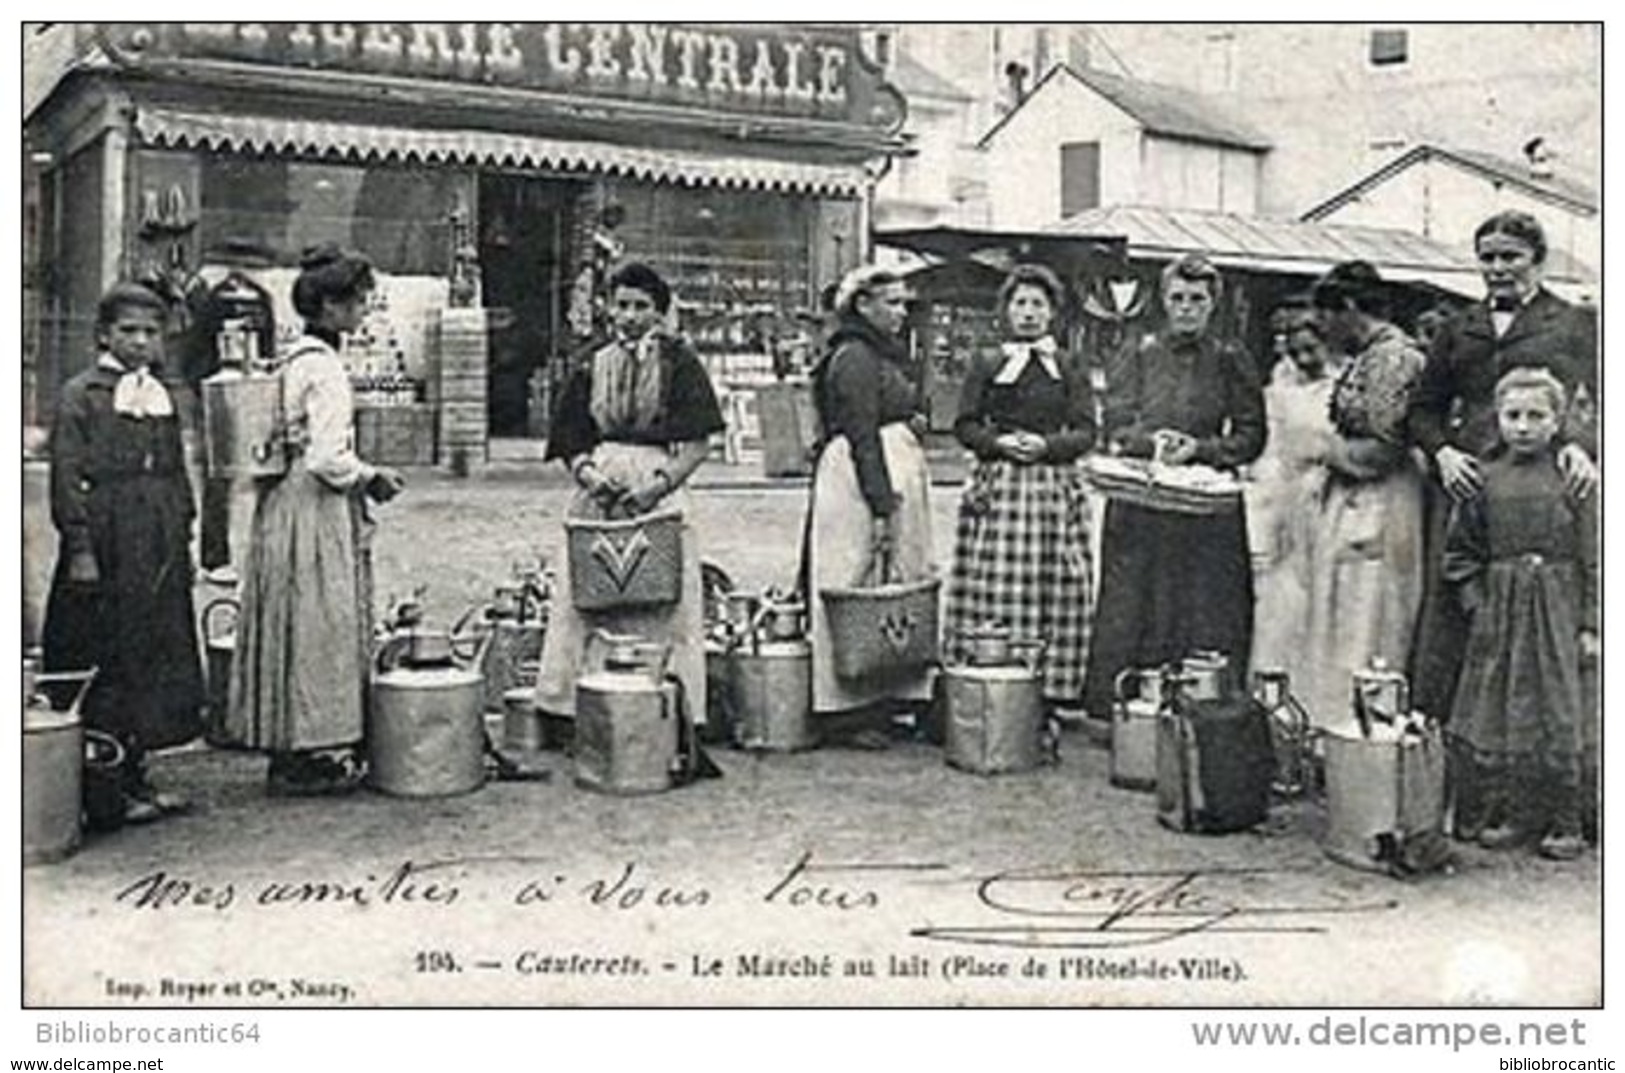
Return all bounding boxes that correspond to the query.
[368,629,487,797]
[23,669,96,865]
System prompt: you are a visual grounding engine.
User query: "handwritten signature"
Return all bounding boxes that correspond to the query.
[911,866,1398,950]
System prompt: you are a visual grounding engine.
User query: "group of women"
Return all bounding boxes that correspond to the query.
[43,211,1597,859]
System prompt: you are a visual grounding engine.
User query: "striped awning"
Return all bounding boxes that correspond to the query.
[134,106,869,198]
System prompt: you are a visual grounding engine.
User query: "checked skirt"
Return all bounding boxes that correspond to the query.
[944,459,1094,703]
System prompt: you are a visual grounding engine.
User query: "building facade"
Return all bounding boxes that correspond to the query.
[24,22,906,459]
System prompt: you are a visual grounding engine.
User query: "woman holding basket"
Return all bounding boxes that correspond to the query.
[1082,254,1266,724]
[534,262,726,731]
[804,265,935,749]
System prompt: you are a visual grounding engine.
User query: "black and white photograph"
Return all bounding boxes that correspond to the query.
[12,15,1606,1051]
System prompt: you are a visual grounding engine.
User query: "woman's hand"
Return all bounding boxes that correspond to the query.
[576,461,627,509]
[620,472,673,515]
[67,549,99,586]
[1435,446,1483,501]
[870,513,896,569]
[366,467,406,503]
[907,412,930,441]
[1579,629,1600,663]
[1557,443,1598,501]
[1152,429,1197,465]
[996,431,1047,463]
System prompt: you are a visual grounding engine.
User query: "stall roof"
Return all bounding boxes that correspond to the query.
[875,224,1127,274]
[1044,204,1596,299]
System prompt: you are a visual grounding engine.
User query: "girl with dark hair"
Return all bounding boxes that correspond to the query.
[1083,254,1265,726]
[803,264,935,746]
[228,246,406,795]
[944,263,1096,713]
[1407,210,1598,719]
[43,281,204,823]
[1291,261,1427,729]
[535,261,726,728]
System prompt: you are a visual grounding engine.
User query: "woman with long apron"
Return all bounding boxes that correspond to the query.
[229,247,406,796]
[804,265,935,748]
[535,263,726,732]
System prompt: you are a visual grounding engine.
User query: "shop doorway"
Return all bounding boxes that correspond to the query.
[478,174,582,440]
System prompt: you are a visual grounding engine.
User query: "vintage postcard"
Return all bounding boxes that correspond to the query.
[17,20,1601,1018]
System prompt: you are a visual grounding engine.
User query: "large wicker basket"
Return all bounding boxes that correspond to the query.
[566,509,684,611]
[820,567,941,681]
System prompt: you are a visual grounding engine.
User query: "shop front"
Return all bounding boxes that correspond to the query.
[24,23,906,465]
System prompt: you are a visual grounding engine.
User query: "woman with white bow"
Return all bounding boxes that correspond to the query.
[42,281,204,824]
[944,263,1097,713]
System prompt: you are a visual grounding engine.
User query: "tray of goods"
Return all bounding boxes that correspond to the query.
[1084,456,1244,515]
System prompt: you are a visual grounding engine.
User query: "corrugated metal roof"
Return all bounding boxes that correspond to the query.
[1044,205,1603,297]
[134,107,868,198]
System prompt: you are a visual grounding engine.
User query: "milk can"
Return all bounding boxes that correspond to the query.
[1252,668,1314,797]
[369,628,487,797]
[23,669,97,865]
[201,365,286,480]
[731,592,813,752]
[1111,665,1170,790]
[201,597,244,748]
[1181,650,1232,701]
[1322,716,1446,874]
[574,631,680,795]
[944,634,1047,775]
[1352,658,1410,736]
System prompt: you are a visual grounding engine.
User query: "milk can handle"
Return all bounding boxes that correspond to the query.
[1114,667,1145,702]
[1009,637,1047,671]
[374,634,412,676]
[32,667,99,715]
[202,597,239,643]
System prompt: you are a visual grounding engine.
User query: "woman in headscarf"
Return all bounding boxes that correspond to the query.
[229,247,406,796]
[804,265,935,748]
[1082,254,1266,725]
[1292,262,1427,729]
[535,262,726,734]
[944,262,1096,714]
[43,281,204,823]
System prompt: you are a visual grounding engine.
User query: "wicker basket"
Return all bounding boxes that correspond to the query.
[1084,457,1243,516]
[820,566,941,681]
[566,509,684,611]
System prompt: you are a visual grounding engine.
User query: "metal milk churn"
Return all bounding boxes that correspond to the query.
[368,627,487,797]
[479,570,551,713]
[1351,658,1409,737]
[574,631,679,795]
[201,596,243,748]
[23,668,96,865]
[731,590,813,752]
[1322,715,1446,874]
[200,347,287,479]
[944,625,1046,775]
[1111,665,1170,790]
[1252,669,1314,798]
[1181,650,1232,701]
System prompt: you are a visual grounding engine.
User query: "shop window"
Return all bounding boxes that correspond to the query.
[199,158,456,276]
[1060,141,1101,217]
[1369,28,1409,67]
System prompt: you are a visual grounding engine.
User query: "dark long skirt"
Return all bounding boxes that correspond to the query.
[41,473,203,751]
[1082,499,1253,715]
[1409,481,1467,721]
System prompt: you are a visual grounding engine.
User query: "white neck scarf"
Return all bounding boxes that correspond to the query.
[100,353,174,418]
[993,336,1061,385]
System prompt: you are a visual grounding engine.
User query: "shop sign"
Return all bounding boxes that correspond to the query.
[98,23,904,131]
